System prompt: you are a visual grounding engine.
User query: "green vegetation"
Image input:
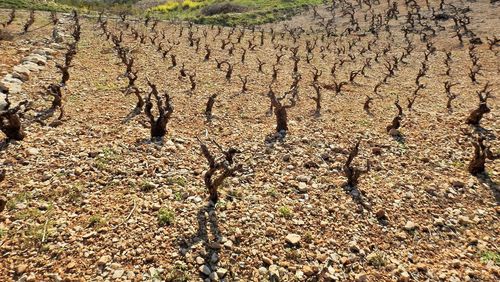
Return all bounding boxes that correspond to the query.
[88,214,106,228]
[141,181,157,192]
[6,191,31,211]
[148,0,322,26]
[0,0,321,26]
[0,228,6,239]
[0,0,75,12]
[158,207,175,226]
[278,205,292,218]
[480,251,500,265]
[367,252,387,268]
[166,176,187,187]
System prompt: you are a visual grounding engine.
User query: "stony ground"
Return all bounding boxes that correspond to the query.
[0,1,499,282]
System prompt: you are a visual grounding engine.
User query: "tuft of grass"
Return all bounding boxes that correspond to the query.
[267,187,278,198]
[158,207,175,226]
[0,228,6,239]
[278,205,292,218]
[61,183,84,204]
[480,251,500,265]
[167,176,187,187]
[367,252,387,268]
[24,219,55,248]
[174,191,183,201]
[450,161,465,168]
[88,214,105,228]
[14,207,41,221]
[303,231,313,243]
[6,192,31,211]
[141,181,157,192]
[165,262,188,281]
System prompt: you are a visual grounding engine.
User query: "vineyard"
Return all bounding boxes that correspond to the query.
[0,0,499,281]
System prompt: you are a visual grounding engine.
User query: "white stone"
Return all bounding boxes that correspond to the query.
[285,234,301,245]
[12,65,31,82]
[22,54,47,66]
[199,265,211,276]
[112,269,124,279]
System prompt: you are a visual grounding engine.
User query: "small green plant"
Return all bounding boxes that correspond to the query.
[216,200,227,210]
[357,119,372,127]
[14,208,41,221]
[88,214,105,228]
[23,218,55,248]
[278,206,292,218]
[304,232,313,243]
[367,252,387,268]
[165,262,189,281]
[267,187,278,198]
[65,184,83,204]
[167,176,187,187]
[158,208,175,226]
[174,191,183,201]
[285,249,300,260]
[480,251,500,265]
[0,228,6,238]
[141,181,156,192]
[6,192,31,210]
[450,161,465,168]
[227,188,243,200]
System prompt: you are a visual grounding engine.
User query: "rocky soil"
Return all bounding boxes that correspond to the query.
[0,1,499,282]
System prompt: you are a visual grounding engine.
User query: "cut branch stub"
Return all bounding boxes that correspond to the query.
[205,93,217,121]
[343,140,370,188]
[468,137,499,175]
[466,83,492,126]
[0,95,27,141]
[386,98,403,135]
[198,138,242,204]
[145,81,174,141]
[268,86,296,133]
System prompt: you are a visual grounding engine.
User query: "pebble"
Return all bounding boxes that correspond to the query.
[199,265,211,276]
[297,182,308,192]
[458,215,472,225]
[208,272,218,280]
[12,65,31,82]
[399,271,410,282]
[375,209,388,220]
[196,257,205,265]
[15,264,28,275]
[404,221,418,231]
[302,265,314,276]
[451,179,465,188]
[97,255,111,267]
[265,227,277,236]
[269,264,280,279]
[112,269,125,279]
[27,148,40,155]
[262,256,273,265]
[296,175,309,182]
[216,268,228,277]
[258,266,268,275]
[285,234,301,245]
[372,147,382,155]
[355,273,368,282]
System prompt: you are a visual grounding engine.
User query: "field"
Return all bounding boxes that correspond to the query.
[0,0,499,281]
[144,0,323,25]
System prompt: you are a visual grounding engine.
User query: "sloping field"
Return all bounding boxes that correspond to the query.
[0,0,499,281]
